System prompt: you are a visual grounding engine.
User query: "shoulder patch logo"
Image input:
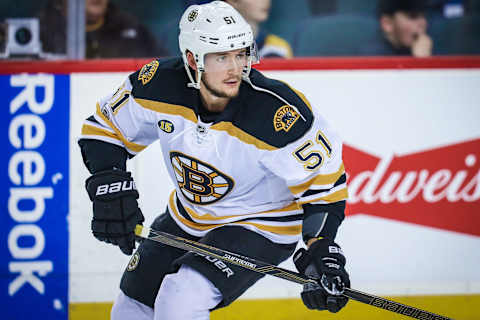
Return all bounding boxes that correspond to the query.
[188,9,198,22]
[274,105,300,132]
[138,60,159,85]
[127,252,140,271]
[158,120,174,133]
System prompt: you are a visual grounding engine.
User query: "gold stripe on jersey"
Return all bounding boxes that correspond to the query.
[95,103,147,153]
[134,98,197,123]
[182,197,301,222]
[289,162,345,196]
[298,187,348,205]
[211,122,277,151]
[169,192,301,236]
[81,123,122,143]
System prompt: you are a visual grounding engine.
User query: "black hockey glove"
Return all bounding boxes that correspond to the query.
[293,238,350,313]
[85,169,144,255]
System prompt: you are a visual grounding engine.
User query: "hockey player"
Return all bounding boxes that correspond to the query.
[79,1,350,319]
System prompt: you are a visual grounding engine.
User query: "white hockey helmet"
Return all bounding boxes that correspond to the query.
[179,0,259,89]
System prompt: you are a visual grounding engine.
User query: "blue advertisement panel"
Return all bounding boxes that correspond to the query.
[0,74,69,320]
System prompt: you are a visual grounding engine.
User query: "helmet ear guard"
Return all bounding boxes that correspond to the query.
[242,41,259,81]
[178,1,258,89]
[183,50,204,89]
[247,41,260,66]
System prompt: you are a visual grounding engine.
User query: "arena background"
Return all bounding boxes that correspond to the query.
[2,56,480,320]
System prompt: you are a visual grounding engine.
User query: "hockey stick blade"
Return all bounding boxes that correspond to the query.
[135,224,454,320]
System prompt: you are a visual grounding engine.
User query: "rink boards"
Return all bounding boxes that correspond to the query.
[1,57,479,319]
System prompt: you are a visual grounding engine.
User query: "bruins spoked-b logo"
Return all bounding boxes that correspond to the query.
[138,60,159,85]
[274,105,300,132]
[170,151,234,205]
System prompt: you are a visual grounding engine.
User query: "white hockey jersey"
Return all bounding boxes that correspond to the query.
[80,58,347,244]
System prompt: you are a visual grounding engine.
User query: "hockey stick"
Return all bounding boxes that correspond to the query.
[135,225,453,320]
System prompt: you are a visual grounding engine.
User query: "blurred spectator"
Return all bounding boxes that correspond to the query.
[37,0,67,55]
[223,0,293,58]
[360,0,433,57]
[38,0,169,58]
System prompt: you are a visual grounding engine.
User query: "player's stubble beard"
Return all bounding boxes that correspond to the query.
[201,74,241,99]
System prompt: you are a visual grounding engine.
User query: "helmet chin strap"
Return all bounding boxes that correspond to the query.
[185,63,203,89]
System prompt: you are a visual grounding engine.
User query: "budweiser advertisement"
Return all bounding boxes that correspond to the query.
[344,139,480,237]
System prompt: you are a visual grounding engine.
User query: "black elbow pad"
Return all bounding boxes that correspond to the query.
[78,139,129,174]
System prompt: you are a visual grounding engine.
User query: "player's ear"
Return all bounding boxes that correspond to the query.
[186,51,197,71]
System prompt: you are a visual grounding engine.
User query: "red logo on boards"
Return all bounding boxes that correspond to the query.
[343,139,480,237]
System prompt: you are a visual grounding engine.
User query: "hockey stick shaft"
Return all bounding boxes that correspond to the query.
[135,225,453,320]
